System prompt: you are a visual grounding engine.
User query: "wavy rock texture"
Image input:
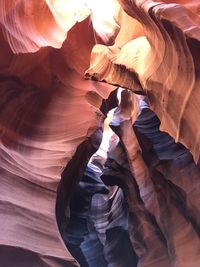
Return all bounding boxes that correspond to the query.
[0,16,114,267]
[103,91,200,267]
[86,0,200,163]
[1,1,200,267]
[62,90,200,266]
[62,163,138,267]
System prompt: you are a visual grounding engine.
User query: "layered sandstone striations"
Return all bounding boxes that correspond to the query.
[0,0,200,267]
[0,13,113,267]
[86,0,200,163]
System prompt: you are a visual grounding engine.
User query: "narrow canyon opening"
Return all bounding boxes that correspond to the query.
[56,88,200,267]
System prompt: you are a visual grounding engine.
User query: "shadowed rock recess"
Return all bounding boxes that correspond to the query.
[0,1,200,266]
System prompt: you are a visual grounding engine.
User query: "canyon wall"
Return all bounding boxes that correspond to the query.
[0,0,200,266]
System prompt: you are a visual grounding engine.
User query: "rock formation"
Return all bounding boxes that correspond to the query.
[0,0,200,266]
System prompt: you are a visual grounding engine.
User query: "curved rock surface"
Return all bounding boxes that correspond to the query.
[0,1,200,267]
[0,15,113,267]
[86,0,200,163]
[102,90,200,266]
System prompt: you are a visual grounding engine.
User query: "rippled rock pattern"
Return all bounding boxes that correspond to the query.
[0,1,200,267]
[63,164,137,267]
[86,0,200,163]
[0,16,113,267]
[101,91,200,266]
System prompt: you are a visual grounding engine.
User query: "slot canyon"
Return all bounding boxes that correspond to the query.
[0,0,200,266]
